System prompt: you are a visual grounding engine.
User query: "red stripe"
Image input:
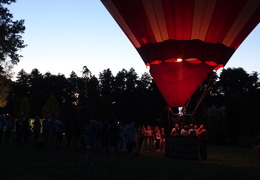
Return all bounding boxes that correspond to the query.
[112,0,156,46]
[172,0,184,40]
[231,6,260,49]
[205,0,246,44]
[172,0,194,40]
[163,0,195,40]
[163,0,176,39]
[182,0,195,40]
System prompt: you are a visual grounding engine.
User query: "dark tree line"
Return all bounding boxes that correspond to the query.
[1,66,259,145]
[5,67,165,127]
[198,68,260,144]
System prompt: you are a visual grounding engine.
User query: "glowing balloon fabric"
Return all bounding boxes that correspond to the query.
[102,0,260,107]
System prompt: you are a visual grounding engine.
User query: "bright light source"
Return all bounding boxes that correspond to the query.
[178,107,183,116]
[177,58,183,62]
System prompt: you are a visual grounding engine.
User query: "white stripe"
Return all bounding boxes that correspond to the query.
[142,0,169,43]
[223,0,260,47]
[191,0,217,41]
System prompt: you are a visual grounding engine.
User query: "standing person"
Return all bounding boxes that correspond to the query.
[108,121,120,153]
[48,115,57,148]
[171,123,180,136]
[145,125,153,151]
[41,118,49,146]
[160,127,166,153]
[100,121,109,153]
[188,124,197,137]
[72,117,82,150]
[154,126,161,152]
[197,124,207,160]
[4,114,13,144]
[118,122,126,153]
[15,114,24,145]
[32,116,42,143]
[138,125,146,152]
[21,117,31,145]
[0,113,6,145]
[84,120,98,165]
[124,121,137,157]
[55,118,64,148]
[180,125,189,137]
[64,118,73,150]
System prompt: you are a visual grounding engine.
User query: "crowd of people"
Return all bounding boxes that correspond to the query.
[170,123,208,160]
[1,111,260,164]
[84,121,167,156]
[0,112,206,161]
[0,113,66,148]
[0,113,167,154]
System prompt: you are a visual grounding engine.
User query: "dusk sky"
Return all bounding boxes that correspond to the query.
[9,0,260,78]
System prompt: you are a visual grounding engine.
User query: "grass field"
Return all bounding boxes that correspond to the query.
[0,143,260,180]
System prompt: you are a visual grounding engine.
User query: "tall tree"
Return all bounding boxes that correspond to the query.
[138,72,152,90]
[99,68,115,121]
[0,0,26,69]
[209,68,260,141]
[215,68,252,97]
[114,68,127,93]
[0,0,26,108]
[80,76,101,121]
[99,68,114,98]
[125,68,138,91]
[46,74,69,109]
[67,71,80,107]
[27,68,43,116]
[7,69,29,115]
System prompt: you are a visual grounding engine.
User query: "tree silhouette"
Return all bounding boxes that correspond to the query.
[0,75,11,107]
[99,68,115,121]
[0,0,26,107]
[27,68,43,116]
[42,94,59,118]
[5,66,260,141]
[6,69,29,115]
[0,0,26,68]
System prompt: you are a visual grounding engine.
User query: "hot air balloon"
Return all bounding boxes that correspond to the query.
[101,0,260,108]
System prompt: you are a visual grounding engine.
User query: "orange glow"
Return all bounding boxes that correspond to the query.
[165,58,177,63]
[165,58,183,63]
[185,58,202,64]
[151,60,162,64]
[204,61,217,66]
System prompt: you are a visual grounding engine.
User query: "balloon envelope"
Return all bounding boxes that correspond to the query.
[102,0,260,107]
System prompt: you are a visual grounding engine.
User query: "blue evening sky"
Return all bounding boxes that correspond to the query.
[9,0,260,78]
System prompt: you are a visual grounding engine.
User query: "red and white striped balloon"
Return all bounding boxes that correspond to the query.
[102,0,260,107]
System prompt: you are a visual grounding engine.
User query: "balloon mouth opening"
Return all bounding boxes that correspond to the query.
[146,58,224,71]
